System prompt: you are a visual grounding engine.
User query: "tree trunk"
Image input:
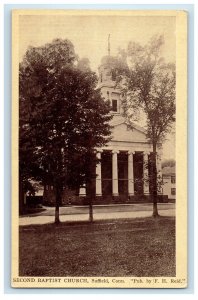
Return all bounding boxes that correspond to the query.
[85,152,95,223]
[153,201,159,217]
[89,196,93,223]
[55,187,61,224]
[152,143,159,218]
[55,204,60,224]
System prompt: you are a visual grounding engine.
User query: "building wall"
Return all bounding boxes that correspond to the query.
[99,85,123,115]
[162,175,176,201]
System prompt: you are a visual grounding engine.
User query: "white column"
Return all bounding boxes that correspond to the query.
[96,151,102,196]
[128,151,135,196]
[143,152,150,195]
[112,150,119,196]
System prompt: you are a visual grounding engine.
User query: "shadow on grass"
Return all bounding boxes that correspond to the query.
[20,207,46,217]
[20,215,175,231]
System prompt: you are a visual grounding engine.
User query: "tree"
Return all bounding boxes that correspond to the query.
[19,39,112,223]
[162,159,176,168]
[19,105,44,213]
[118,35,176,217]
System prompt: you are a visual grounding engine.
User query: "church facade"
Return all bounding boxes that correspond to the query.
[43,55,167,205]
[78,55,164,204]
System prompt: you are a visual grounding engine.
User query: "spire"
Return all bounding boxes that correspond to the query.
[108,34,110,56]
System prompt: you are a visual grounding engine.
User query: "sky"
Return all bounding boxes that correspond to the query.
[19,14,176,70]
[19,13,176,160]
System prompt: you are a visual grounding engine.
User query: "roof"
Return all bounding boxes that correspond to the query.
[162,166,176,176]
[110,115,146,134]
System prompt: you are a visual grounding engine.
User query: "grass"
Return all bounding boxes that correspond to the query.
[19,217,175,277]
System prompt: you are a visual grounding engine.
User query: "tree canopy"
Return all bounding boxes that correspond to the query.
[117,35,176,216]
[119,35,176,144]
[19,38,112,221]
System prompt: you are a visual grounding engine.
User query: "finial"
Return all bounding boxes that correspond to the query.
[108,34,110,56]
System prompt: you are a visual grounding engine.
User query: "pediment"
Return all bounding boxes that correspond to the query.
[111,122,147,143]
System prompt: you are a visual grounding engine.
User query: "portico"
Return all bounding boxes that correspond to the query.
[80,148,156,199]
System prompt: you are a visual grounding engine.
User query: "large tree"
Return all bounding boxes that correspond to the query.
[118,35,176,217]
[19,39,112,223]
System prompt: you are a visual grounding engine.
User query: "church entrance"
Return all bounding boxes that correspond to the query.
[118,152,128,196]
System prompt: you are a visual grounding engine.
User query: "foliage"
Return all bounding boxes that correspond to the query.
[19,38,112,221]
[117,35,176,216]
[120,35,176,144]
[162,159,176,168]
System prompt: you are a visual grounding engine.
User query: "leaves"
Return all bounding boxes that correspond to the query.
[119,35,176,145]
[19,39,112,194]
[116,35,176,211]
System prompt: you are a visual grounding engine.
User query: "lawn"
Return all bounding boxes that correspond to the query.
[19,217,175,277]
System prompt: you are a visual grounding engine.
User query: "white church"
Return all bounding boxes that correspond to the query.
[43,53,166,206]
[80,53,165,204]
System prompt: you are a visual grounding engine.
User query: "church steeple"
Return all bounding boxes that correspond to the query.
[98,35,118,85]
[98,36,121,115]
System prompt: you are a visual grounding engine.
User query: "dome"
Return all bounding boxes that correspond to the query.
[98,55,119,84]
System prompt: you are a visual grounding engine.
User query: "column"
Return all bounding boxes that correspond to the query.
[143,152,150,195]
[96,151,102,196]
[128,151,135,196]
[112,150,119,196]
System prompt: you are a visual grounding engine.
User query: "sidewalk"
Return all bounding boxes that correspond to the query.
[19,203,175,226]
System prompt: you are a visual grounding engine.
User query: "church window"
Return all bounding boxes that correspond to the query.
[171,176,175,183]
[171,188,176,195]
[112,100,117,112]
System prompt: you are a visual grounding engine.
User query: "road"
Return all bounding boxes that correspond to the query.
[19,203,175,226]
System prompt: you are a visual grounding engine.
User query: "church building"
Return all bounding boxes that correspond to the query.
[77,53,165,204]
[43,52,167,206]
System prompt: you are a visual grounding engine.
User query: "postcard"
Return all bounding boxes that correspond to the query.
[12,9,187,288]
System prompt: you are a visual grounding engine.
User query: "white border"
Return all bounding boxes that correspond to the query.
[1,0,197,298]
